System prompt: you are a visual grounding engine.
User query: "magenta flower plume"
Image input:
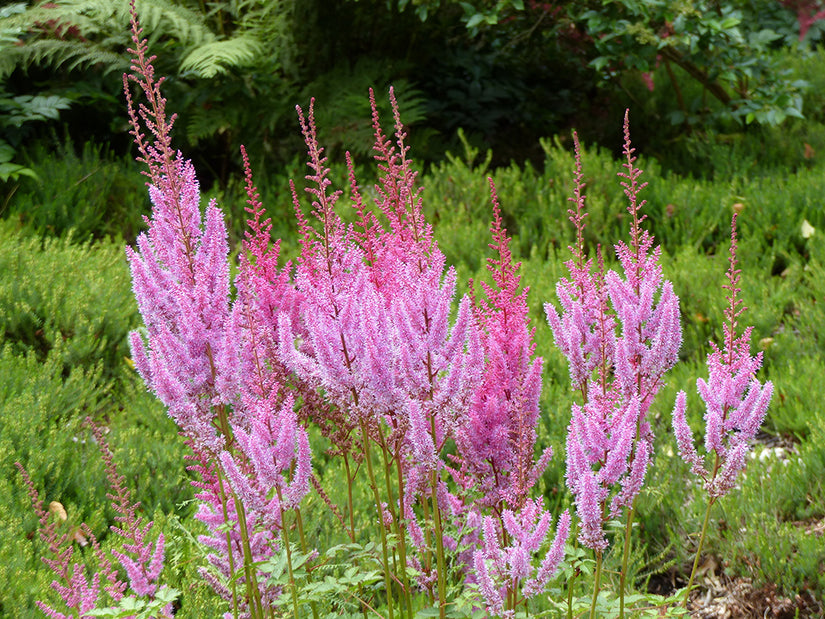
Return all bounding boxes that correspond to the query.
[17,419,172,619]
[124,3,231,454]
[459,179,550,511]
[124,8,311,614]
[544,131,609,395]
[279,90,481,467]
[606,111,681,421]
[16,463,102,618]
[86,419,167,603]
[672,214,773,499]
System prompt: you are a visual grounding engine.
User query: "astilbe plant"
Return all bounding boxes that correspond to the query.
[458,179,570,617]
[672,213,773,608]
[119,3,570,616]
[545,116,682,618]
[123,4,311,617]
[16,418,172,619]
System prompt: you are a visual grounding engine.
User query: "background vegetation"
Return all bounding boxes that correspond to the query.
[1,0,824,616]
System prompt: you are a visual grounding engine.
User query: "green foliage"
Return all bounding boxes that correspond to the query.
[0,219,191,615]
[0,221,138,377]
[3,136,149,240]
[0,0,301,189]
[87,587,181,618]
[406,0,811,130]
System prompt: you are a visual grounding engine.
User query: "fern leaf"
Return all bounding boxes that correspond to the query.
[179,34,263,78]
[7,39,127,76]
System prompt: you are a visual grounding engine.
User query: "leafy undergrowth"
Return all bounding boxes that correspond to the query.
[3,118,825,615]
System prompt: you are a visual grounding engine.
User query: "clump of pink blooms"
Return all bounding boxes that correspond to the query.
[108,2,571,617]
[672,213,773,499]
[545,118,681,553]
[16,418,170,619]
[17,2,776,616]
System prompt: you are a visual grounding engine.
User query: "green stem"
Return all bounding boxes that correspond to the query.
[419,487,435,603]
[295,508,320,619]
[618,503,635,619]
[276,486,300,618]
[378,426,413,619]
[215,468,240,619]
[234,493,264,619]
[377,436,401,599]
[684,496,716,609]
[360,420,395,619]
[214,403,263,619]
[428,417,447,619]
[589,551,603,619]
[566,568,577,619]
[344,454,357,541]
[395,449,414,619]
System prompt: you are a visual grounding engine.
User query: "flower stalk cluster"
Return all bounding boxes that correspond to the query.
[545,116,682,617]
[104,4,570,618]
[19,4,775,617]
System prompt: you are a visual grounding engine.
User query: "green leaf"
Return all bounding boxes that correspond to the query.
[179,35,263,78]
[0,162,37,183]
[466,13,485,29]
[719,17,741,30]
[590,56,611,72]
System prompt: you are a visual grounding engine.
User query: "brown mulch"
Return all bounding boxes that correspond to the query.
[686,575,822,618]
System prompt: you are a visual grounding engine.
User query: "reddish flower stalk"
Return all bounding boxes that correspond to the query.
[87,419,166,602]
[455,179,570,616]
[16,419,171,618]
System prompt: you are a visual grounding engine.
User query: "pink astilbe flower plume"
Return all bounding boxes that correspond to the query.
[672,214,773,499]
[547,116,681,552]
[86,419,167,604]
[16,421,171,618]
[123,5,317,615]
[124,1,231,455]
[16,463,103,618]
[545,132,609,396]
[460,179,552,511]
[453,180,569,615]
[472,499,571,616]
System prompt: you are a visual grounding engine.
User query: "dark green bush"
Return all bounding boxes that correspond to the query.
[3,137,149,240]
[1,220,190,615]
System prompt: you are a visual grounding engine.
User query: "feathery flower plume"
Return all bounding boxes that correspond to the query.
[472,500,571,616]
[547,116,681,553]
[86,419,167,603]
[16,462,102,618]
[672,213,773,498]
[124,1,231,455]
[17,420,172,618]
[461,179,551,510]
[673,214,773,608]
[455,180,569,615]
[123,5,313,615]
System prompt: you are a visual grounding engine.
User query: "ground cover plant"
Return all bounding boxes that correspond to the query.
[6,4,825,619]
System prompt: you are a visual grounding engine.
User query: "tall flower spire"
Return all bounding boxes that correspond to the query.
[672,213,773,498]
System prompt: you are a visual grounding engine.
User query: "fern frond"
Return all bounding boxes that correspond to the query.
[0,0,217,78]
[185,104,233,143]
[179,34,263,78]
[2,39,127,77]
[133,0,212,48]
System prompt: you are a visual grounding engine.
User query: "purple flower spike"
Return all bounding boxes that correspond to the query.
[548,116,681,553]
[672,214,773,499]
